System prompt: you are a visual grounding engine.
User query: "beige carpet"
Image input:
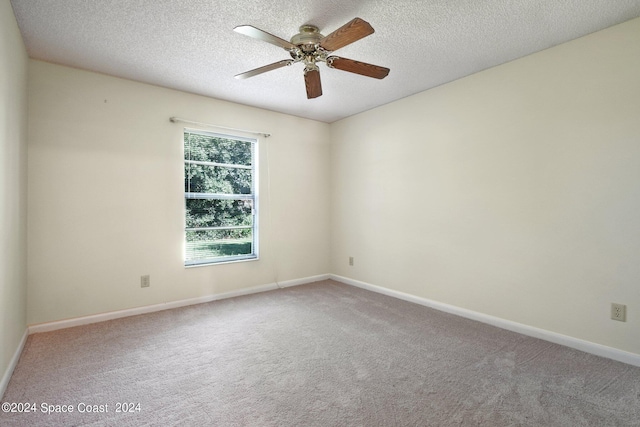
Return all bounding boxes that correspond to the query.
[2,280,639,426]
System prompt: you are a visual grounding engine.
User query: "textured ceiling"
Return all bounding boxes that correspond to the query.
[10,0,640,123]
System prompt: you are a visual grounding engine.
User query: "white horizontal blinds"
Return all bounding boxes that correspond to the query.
[184,128,258,265]
[170,117,270,138]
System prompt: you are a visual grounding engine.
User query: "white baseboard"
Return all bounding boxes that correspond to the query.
[277,274,330,288]
[330,274,640,368]
[1,329,28,399]
[22,273,640,369]
[29,274,329,335]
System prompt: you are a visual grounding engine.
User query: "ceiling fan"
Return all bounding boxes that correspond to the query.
[233,18,390,99]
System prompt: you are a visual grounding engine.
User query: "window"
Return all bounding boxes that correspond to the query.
[183,129,258,266]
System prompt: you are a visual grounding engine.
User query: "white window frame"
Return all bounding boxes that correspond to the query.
[183,128,258,266]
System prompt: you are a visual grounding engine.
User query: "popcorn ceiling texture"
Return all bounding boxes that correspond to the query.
[9,0,640,122]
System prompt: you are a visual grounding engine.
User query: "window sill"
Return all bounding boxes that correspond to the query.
[184,256,259,268]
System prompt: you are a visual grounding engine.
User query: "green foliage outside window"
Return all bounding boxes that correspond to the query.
[184,131,257,264]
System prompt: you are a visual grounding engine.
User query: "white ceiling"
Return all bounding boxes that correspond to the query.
[10,0,640,123]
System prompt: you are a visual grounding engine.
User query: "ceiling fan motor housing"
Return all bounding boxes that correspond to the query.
[291,25,324,52]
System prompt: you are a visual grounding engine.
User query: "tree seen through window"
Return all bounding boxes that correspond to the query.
[184,130,257,265]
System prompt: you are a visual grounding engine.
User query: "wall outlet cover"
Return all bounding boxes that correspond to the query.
[611,303,626,322]
[141,275,150,288]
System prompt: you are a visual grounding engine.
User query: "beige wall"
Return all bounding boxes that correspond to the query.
[27,61,331,324]
[331,18,640,354]
[0,0,29,381]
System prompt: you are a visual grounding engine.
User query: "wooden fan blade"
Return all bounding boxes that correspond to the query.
[234,25,298,51]
[327,56,390,79]
[235,60,294,79]
[319,17,374,52]
[304,69,322,99]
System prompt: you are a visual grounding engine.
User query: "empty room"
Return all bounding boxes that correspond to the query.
[2,0,640,425]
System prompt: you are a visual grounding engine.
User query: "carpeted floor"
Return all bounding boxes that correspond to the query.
[2,280,640,426]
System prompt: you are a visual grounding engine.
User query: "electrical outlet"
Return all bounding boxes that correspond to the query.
[141,275,150,288]
[611,303,626,322]
[349,257,354,266]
